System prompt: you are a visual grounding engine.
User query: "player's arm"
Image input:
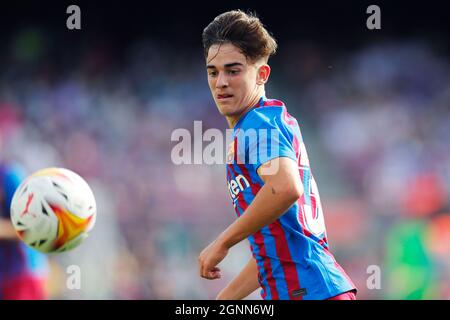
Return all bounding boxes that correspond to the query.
[199,157,302,279]
[219,156,302,249]
[0,218,17,239]
[216,257,260,300]
[0,168,23,240]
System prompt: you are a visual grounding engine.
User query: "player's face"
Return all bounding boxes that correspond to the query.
[206,43,264,125]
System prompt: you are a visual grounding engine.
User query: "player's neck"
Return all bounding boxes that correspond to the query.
[226,113,249,129]
[226,91,265,129]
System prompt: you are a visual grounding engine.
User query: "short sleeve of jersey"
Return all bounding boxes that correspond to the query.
[236,107,297,171]
[1,165,24,218]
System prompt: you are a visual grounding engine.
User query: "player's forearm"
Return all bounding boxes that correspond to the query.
[217,181,301,250]
[217,258,260,300]
[0,218,18,239]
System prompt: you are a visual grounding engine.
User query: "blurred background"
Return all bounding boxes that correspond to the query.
[0,0,449,299]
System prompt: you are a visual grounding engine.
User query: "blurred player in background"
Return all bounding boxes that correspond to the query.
[0,132,48,300]
[198,10,357,300]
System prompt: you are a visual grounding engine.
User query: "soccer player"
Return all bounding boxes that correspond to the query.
[198,10,357,300]
[0,133,48,300]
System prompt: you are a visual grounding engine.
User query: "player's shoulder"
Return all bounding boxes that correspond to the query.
[240,97,293,130]
[242,98,286,129]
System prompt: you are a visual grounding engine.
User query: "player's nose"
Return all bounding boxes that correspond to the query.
[215,72,228,88]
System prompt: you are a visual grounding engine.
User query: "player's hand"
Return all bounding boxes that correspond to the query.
[198,239,228,280]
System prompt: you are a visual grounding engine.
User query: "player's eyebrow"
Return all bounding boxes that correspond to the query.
[206,62,244,69]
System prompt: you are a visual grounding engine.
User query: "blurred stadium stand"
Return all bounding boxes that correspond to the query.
[0,1,449,299]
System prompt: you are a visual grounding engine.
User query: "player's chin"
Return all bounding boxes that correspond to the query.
[216,99,235,110]
[217,104,239,117]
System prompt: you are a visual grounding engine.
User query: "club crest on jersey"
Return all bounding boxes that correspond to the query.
[226,140,235,164]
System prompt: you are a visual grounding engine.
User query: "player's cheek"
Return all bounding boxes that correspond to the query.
[207,79,215,92]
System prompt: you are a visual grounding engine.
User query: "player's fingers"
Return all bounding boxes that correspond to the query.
[203,265,221,279]
[201,266,207,278]
[198,256,205,277]
[204,271,220,280]
[200,257,209,278]
[200,261,209,279]
[210,267,221,275]
[199,254,220,279]
[201,262,211,279]
[208,270,222,279]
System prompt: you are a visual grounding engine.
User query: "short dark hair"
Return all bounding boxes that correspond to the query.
[202,10,277,63]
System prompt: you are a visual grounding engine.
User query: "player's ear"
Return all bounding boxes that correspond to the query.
[256,64,271,85]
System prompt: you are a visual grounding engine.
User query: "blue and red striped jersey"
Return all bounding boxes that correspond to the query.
[0,163,48,286]
[226,96,356,300]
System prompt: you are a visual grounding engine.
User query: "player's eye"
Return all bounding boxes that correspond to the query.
[208,70,218,77]
[228,69,240,75]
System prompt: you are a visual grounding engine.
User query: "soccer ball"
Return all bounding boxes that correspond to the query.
[10,167,96,253]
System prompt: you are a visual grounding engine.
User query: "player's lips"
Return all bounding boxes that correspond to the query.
[217,94,234,100]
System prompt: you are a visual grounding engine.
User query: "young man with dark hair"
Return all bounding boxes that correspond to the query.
[198,10,357,300]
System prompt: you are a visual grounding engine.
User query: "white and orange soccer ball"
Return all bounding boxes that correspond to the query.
[10,168,96,253]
